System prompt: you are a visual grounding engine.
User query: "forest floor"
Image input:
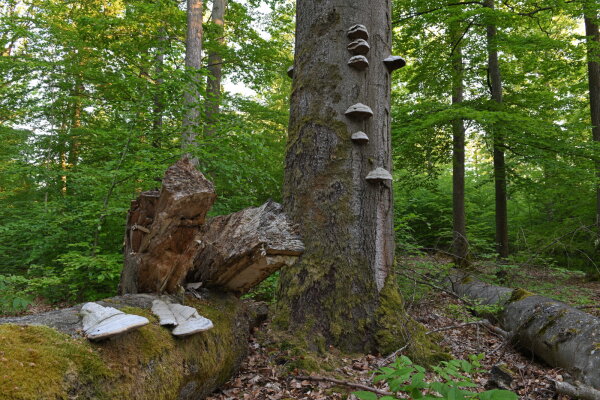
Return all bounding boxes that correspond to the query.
[206,254,600,400]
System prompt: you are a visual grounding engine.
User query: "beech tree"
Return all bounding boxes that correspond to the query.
[182,0,204,149]
[277,0,410,352]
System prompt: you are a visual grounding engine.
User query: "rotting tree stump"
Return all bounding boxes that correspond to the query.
[0,292,250,400]
[120,159,303,297]
[120,157,216,294]
[449,274,600,391]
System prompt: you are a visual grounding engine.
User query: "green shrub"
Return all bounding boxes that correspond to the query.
[354,354,517,400]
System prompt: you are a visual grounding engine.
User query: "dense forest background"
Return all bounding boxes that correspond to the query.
[0,0,598,311]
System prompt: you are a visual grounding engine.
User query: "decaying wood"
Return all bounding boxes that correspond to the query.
[119,157,216,294]
[449,273,600,391]
[186,200,304,294]
[554,380,600,400]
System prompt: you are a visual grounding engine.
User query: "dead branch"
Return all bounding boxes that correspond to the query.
[293,375,394,396]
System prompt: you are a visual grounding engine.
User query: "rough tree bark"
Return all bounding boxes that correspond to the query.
[450,19,469,267]
[585,7,600,235]
[119,158,216,294]
[485,0,509,258]
[182,0,204,150]
[205,0,227,136]
[277,0,409,353]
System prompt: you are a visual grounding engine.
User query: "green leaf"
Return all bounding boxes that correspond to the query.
[353,391,379,400]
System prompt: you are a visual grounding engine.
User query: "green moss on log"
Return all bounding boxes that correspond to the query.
[0,293,247,400]
[508,288,534,303]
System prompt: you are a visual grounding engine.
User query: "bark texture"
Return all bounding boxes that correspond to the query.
[585,9,600,233]
[278,0,399,352]
[119,158,216,294]
[187,200,304,295]
[205,0,227,136]
[450,19,469,267]
[485,0,509,258]
[450,275,600,390]
[182,0,204,149]
[0,292,250,400]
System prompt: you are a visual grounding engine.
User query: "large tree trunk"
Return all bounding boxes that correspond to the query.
[119,158,216,295]
[449,275,600,391]
[485,0,509,258]
[205,0,227,136]
[0,292,251,400]
[585,7,600,236]
[450,19,469,268]
[277,0,404,352]
[182,0,204,151]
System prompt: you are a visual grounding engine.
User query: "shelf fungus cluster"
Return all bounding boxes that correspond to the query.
[151,299,214,337]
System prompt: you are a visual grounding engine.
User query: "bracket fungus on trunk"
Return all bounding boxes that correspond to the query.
[348,55,369,70]
[345,103,374,120]
[383,56,406,72]
[287,66,294,79]
[347,24,369,41]
[81,302,149,341]
[351,131,369,144]
[347,39,370,55]
[366,167,393,183]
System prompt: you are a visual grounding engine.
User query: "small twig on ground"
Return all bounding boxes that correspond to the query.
[376,342,411,367]
[397,269,476,307]
[293,375,394,396]
[426,320,484,334]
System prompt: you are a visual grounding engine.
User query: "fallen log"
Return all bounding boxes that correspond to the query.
[554,380,600,400]
[449,274,600,391]
[119,157,216,295]
[186,200,304,294]
[0,291,250,400]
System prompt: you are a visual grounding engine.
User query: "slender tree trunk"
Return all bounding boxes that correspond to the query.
[152,30,166,148]
[450,20,469,267]
[182,0,203,151]
[205,0,227,136]
[584,8,600,233]
[277,0,403,352]
[485,0,509,258]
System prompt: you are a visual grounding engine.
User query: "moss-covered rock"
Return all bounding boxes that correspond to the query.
[0,291,249,400]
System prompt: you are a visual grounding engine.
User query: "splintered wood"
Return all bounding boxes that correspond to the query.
[119,158,304,296]
[187,200,305,294]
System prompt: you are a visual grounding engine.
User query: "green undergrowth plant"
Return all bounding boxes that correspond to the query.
[0,274,33,314]
[354,354,517,400]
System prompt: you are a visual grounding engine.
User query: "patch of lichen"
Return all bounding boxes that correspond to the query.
[0,324,111,400]
[0,293,246,400]
[509,288,534,303]
[375,276,450,366]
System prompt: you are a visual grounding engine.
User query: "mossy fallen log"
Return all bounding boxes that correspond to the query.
[0,291,249,400]
[449,274,600,391]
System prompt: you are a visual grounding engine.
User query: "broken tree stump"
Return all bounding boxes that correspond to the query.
[119,157,216,295]
[186,200,304,294]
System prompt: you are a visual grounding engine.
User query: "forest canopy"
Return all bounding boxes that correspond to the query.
[0,0,598,312]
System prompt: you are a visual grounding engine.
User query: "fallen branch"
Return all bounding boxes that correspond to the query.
[554,380,600,400]
[377,342,411,367]
[398,269,475,307]
[294,375,394,396]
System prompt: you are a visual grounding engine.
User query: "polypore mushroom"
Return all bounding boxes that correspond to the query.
[347,24,369,41]
[151,299,214,336]
[287,66,294,79]
[351,131,369,144]
[345,103,374,120]
[81,302,149,341]
[347,39,370,55]
[366,167,393,183]
[383,56,406,72]
[348,55,369,70]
